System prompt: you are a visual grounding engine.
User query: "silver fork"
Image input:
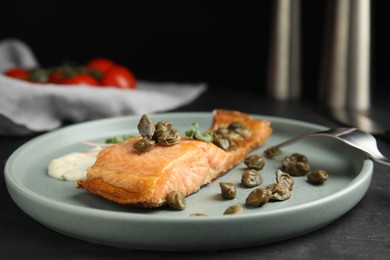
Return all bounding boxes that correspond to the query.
[270,128,390,167]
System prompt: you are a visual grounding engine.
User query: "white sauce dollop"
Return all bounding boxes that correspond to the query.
[48,147,103,181]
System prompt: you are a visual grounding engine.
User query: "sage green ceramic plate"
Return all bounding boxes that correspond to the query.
[5,112,373,251]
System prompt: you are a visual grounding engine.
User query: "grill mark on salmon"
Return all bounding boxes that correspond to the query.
[77,110,272,208]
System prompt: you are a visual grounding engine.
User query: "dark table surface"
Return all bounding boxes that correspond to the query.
[1,88,389,259]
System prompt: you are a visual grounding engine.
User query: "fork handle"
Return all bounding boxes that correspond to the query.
[271,133,322,150]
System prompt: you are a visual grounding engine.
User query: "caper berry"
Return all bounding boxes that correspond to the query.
[244,154,265,170]
[241,169,263,188]
[133,137,155,153]
[223,204,244,215]
[266,183,291,201]
[307,169,329,184]
[137,114,155,139]
[166,191,186,210]
[275,169,294,191]
[219,182,236,200]
[264,146,282,159]
[245,188,269,207]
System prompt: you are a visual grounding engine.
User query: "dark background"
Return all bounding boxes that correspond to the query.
[1,0,389,102]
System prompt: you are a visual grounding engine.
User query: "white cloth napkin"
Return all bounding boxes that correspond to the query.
[0,39,207,135]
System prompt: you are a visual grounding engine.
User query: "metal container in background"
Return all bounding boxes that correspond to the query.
[267,0,301,101]
[319,0,371,112]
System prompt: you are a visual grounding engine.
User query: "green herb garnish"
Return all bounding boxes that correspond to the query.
[185,123,213,142]
[105,134,133,144]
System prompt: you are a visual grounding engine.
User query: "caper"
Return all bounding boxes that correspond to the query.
[223,204,244,215]
[137,114,155,139]
[241,169,263,188]
[214,128,230,138]
[166,191,186,210]
[151,121,181,146]
[228,121,251,138]
[275,169,294,190]
[213,128,237,150]
[189,213,208,217]
[153,121,173,140]
[227,121,245,131]
[211,123,249,151]
[155,121,173,132]
[133,137,155,153]
[219,182,236,200]
[282,161,310,176]
[281,153,310,176]
[245,188,269,207]
[213,133,230,151]
[266,183,291,201]
[244,154,265,170]
[227,131,245,145]
[156,128,181,146]
[290,153,309,163]
[281,153,308,167]
[307,169,329,184]
[291,153,308,163]
[264,146,282,159]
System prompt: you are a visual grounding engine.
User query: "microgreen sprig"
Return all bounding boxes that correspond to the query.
[105,134,134,144]
[185,123,213,142]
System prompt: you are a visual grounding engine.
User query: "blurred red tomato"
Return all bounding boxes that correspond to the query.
[86,58,115,74]
[47,70,66,84]
[4,68,30,81]
[101,65,136,89]
[61,74,99,86]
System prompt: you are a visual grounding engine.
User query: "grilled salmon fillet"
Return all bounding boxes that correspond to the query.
[77,110,272,208]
